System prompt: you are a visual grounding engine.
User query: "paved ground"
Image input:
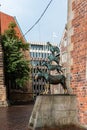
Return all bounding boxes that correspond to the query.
[0,104,33,130]
[0,104,86,130]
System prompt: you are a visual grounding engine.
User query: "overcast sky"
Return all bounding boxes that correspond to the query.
[0,0,67,44]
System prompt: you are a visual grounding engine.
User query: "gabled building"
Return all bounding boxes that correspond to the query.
[60,25,73,94]
[0,12,32,106]
[1,12,25,39]
[60,25,68,75]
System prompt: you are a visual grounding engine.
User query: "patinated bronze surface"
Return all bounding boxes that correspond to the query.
[47,42,60,55]
[48,54,60,64]
[42,61,63,73]
[35,69,67,91]
[35,42,68,94]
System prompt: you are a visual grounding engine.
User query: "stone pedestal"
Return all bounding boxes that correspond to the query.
[28,95,78,130]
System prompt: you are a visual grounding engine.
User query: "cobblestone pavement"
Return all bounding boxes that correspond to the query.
[0,104,33,130]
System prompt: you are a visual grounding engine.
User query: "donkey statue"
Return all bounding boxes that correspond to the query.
[35,69,67,94]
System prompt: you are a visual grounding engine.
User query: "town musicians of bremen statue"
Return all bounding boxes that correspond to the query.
[35,42,68,94]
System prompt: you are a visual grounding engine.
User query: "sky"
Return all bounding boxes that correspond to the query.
[0,0,67,44]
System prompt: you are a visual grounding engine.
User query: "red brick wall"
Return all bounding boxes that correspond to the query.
[1,12,30,60]
[0,43,7,106]
[71,0,87,125]
[0,12,32,104]
[1,12,24,40]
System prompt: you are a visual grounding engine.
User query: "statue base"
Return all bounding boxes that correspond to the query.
[28,94,78,130]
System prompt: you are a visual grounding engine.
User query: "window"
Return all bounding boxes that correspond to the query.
[62,52,67,63]
[36,52,37,58]
[64,38,67,47]
[42,53,43,58]
[33,85,36,91]
[30,52,34,57]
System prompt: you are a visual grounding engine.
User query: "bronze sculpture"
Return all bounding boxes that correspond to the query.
[47,42,60,55]
[35,68,67,93]
[35,42,68,94]
[48,54,60,64]
[42,61,63,73]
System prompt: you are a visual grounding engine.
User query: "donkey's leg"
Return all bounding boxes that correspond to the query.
[61,79,68,94]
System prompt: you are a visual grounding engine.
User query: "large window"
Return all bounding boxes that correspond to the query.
[31,45,43,50]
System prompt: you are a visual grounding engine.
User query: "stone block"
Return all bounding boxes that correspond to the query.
[28,95,78,129]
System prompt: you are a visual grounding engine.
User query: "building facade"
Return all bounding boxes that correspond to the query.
[69,0,87,127]
[60,0,87,128]
[30,42,51,98]
[0,12,31,106]
[60,25,73,94]
[60,25,68,76]
[60,0,87,127]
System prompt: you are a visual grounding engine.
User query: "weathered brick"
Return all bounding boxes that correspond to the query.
[68,0,87,126]
[0,12,32,106]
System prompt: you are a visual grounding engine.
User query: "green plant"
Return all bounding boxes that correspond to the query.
[1,22,30,87]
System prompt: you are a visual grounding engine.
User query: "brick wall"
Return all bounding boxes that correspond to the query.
[70,0,87,126]
[1,12,24,39]
[0,12,32,105]
[0,43,7,106]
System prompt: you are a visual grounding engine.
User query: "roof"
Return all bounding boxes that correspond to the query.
[0,12,26,42]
